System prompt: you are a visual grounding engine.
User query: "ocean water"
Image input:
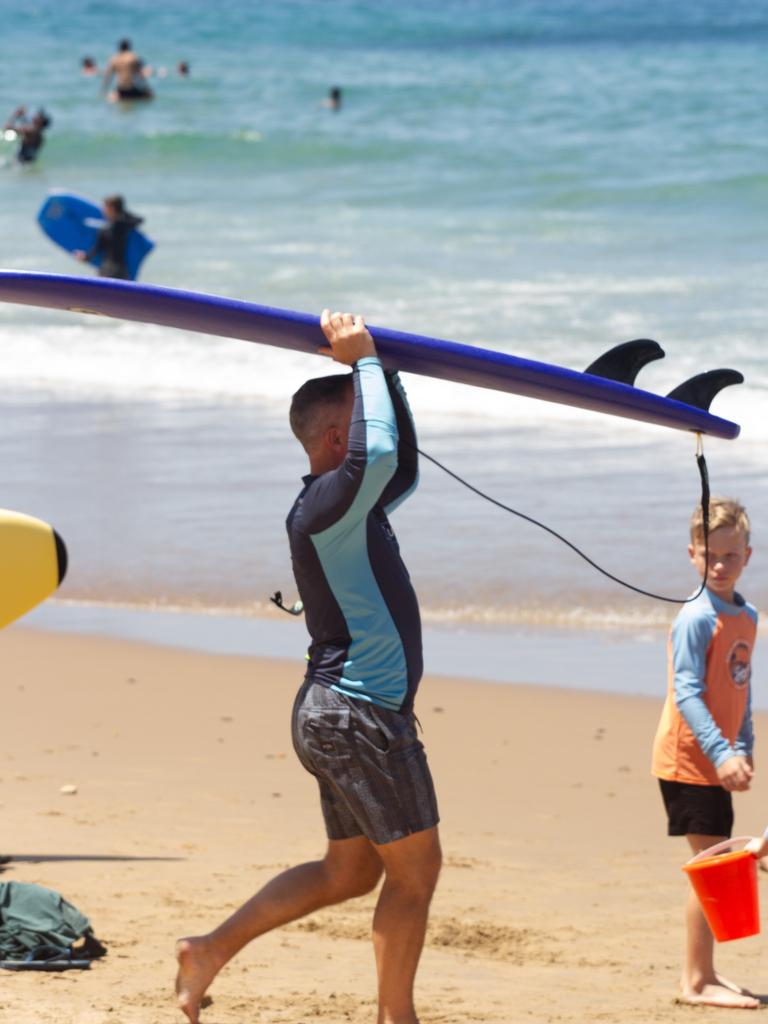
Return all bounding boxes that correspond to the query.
[1,0,766,643]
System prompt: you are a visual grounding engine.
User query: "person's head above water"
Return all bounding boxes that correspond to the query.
[289,373,354,465]
[118,38,132,52]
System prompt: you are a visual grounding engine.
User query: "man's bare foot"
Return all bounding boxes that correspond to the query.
[677,982,760,1009]
[175,937,220,1023]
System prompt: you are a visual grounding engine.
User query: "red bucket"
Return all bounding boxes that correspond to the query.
[683,837,760,942]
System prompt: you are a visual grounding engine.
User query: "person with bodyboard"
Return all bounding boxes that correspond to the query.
[74,195,146,281]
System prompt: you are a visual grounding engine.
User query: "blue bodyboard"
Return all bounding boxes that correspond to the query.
[36,193,154,281]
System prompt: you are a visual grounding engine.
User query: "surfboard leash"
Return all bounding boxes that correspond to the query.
[271,435,710,614]
[412,433,710,605]
[270,590,304,616]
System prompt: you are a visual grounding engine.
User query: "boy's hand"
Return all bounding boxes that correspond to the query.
[716,755,753,791]
[319,309,376,365]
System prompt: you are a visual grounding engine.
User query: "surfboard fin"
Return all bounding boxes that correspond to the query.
[584,339,665,385]
[667,369,744,411]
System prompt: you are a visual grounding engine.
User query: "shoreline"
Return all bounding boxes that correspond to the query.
[16,598,768,707]
[19,599,674,702]
[2,626,766,1024]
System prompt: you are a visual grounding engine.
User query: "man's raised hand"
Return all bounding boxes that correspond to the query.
[319,309,377,365]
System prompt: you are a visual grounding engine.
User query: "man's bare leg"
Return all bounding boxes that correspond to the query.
[372,827,442,1024]
[678,834,759,1009]
[176,835,382,1024]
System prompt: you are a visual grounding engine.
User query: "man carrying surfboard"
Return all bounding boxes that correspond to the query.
[175,310,441,1024]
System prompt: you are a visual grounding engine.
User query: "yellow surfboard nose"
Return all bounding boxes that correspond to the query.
[0,510,68,629]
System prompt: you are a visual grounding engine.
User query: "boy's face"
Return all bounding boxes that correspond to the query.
[688,525,751,603]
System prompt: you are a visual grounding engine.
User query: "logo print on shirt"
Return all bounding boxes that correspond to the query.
[727,640,751,688]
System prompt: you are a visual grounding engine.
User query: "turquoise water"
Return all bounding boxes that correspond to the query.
[1,0,766,631]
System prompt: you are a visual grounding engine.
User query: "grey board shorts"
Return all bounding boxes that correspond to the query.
[291,679,439,846]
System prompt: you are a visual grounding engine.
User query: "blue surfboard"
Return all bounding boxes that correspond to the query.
[0,271,742,439]
[37,193,154,281]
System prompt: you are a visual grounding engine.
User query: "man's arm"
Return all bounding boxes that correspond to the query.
[102,58,115,93]
[379,370,418,515]
[302,311,397,535]
[75,226,107,263]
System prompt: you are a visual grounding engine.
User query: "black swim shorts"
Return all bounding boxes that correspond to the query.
[291,679,439,846]
[117,86,151,100]
[659,778,733,837]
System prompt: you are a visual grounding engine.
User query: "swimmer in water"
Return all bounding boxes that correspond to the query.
[3,106,51,164]
[144,61,189,80]
[81,56,98,76]
[323,86,342,111]
[102,39,153,102]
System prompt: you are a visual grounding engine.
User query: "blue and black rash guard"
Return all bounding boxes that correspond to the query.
[287,356,422,714]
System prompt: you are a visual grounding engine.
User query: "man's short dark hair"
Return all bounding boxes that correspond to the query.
[290,373,352,452]
[118,38,131,51]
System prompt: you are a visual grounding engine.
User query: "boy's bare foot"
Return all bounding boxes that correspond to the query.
[175,937,219,1023]
[677,982,760,1009]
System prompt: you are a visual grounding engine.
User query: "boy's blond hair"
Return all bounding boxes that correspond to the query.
[690,496,750,545]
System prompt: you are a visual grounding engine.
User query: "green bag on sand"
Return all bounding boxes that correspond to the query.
[0,881,105,962]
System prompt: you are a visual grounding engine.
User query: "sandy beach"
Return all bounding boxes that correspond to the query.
[1,3,766,1021]
[1,626,766,1024]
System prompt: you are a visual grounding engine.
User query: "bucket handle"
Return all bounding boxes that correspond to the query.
[687,836,755,865]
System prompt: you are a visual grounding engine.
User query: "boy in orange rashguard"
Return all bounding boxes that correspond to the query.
[652,497,757,1009]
